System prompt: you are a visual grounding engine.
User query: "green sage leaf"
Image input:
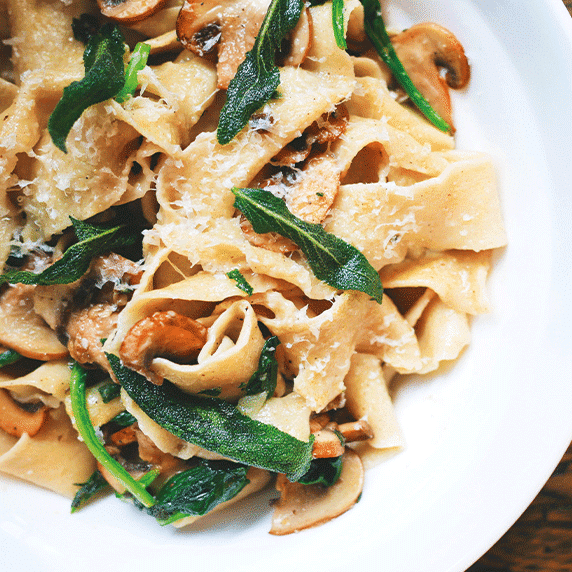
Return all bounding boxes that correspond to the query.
[232,187,383,303]
[106,353,314,482]
[71,470,110,513]
[359,0,451,133]
[0,218,137,287]
[332,0,347,49]
[48,24,126,153]
[226,269,254,296]
[115,42,150,103]
[69,362,156,508]
[98,382,121,404]
[146,460,250,525]
[217,0,303,145]
[241,336,280,399]
[0,349,21,369]
[298,455,343,487]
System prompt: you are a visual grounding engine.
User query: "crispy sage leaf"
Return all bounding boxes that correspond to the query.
[106,353,314,482]
[359,0,451,132]
[232,187,383,303]
[71,469,110,513]
[98,382,121,404]
[241,336,280,399]
[226,269,254,296]
[298,455,343,487]
[0,218,137,287]
[217,0,303,145]
[48,23,126,153]
[146,460,250,525]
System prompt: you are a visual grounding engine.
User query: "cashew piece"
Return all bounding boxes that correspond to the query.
[119,310,208,385]
[391,22,470,131]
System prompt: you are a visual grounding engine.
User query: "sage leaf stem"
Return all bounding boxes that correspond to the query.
[69,362,156,508]
[107,353,314,482]
[359,0,452,133]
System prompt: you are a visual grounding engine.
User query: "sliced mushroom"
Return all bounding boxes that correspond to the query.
[97,0,169,24]
[286,155,340,225]
[240,215,298,254]
[119,310,208,385]
[0,284,68,361]
[271,106,349,167]
[270,449,364,535]
[66,304,122,370]
[391,22,470,130]
[0,388,48,438]
[312,427,345,459]
[177,0,271,89]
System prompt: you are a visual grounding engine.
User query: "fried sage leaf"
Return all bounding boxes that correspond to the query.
[146,460,250,525]
[232,187,383,303]
[241,336,280,399]
[216,0,303,145]
[0,349,21,369]
[0,218,137,287]
[298,455,343,487]
[226,269,254,296]
[48,23,126,153]
[69,362,155,508]
[71,469,110,513]
[107,353,314,482]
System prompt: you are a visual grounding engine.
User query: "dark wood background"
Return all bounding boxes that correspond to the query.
[468,3,571,570]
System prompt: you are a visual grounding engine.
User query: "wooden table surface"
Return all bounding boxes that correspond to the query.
[468,3,572,570]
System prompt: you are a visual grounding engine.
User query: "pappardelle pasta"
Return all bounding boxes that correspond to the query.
[0,0,506,534]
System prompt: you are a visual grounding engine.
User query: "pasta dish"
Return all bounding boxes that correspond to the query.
[0,0,507,533]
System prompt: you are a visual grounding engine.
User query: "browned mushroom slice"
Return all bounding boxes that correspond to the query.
[270,449,364,535]
[0,388,48,438]
[391,22,470,130]
[0,284,68,361]
[66,303,122,370]
[98,0,169,24]
[240,215,298,254]
[119,310,208,385]
[312,427,345,459]
[177,0,271,89]
[271,107,349,167]
[286,155,340,225]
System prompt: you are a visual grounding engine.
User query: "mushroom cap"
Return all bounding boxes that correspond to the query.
[391,22,471,130]
[97,0,170,25]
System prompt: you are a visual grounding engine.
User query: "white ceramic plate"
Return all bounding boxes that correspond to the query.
[2,1,572,570]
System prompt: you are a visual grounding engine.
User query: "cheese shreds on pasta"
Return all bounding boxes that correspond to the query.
[0,0,506,533]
